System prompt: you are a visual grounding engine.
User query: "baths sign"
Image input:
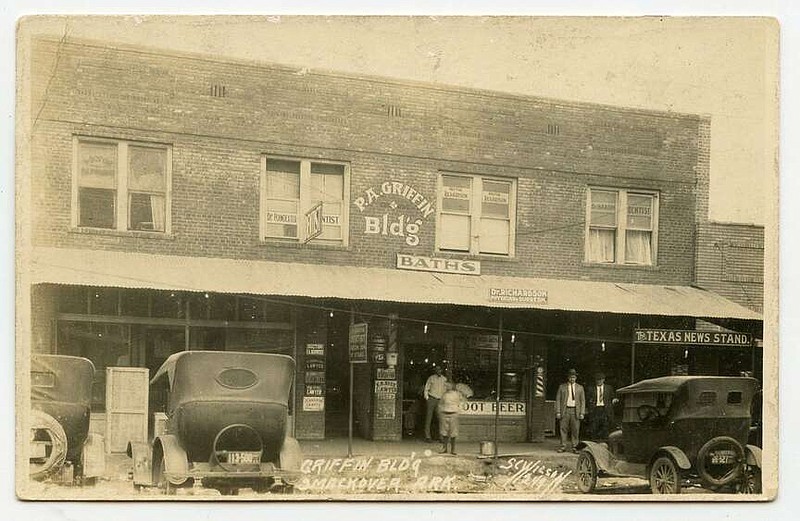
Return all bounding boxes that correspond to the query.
[353,180,435,247]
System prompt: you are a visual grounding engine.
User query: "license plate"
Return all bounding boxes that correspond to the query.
[710,450,736,465]
[226,451,260,464]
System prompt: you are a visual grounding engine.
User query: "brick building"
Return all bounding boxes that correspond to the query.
[22,38,762,443]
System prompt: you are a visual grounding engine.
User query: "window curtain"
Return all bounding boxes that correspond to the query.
[588,229,615,262]
[625,230,652,264]
[150,195,166,232]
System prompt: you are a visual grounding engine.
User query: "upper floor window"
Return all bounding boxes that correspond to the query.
[437,173,516,256]
[586,187,659,265]
[261,156,349,245]
[73,137,171,233]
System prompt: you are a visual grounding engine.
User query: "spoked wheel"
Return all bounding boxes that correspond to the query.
[736,465,762,494]
[575,450,598,493]
[650,456,682,494]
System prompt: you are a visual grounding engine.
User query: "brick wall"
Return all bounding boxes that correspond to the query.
[29,38,708,287]
[695,222,764,312]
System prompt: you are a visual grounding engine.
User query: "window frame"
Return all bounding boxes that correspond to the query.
[260,155,351,247]
[584,186,660,266]
[71,136,173,234]
[435,172,517,257]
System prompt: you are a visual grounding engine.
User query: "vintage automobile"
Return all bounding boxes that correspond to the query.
[128,351,302,494]
[30,354,103,482]
[575,376,762,494]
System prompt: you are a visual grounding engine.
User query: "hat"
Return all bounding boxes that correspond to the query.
[595,371,606,379]
[567,369,578,377]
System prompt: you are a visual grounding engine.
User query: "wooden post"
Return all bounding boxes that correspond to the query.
[494,313,503,458]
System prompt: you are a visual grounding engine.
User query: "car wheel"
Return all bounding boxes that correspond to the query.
[29,410,68,481]
[650,456,682,494]
[576,450,598,493]
[737,465,762,494]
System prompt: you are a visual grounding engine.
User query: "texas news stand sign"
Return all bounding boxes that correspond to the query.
[634,329,752,347]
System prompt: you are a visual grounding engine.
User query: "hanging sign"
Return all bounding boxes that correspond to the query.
[634,329,752,347]
[304,202,323,243]
[376,367,396,380]
[349,323,369,363]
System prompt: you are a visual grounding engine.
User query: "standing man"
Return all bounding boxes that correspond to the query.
[554,368,585,453]
[423,365,448,442]
[587,371,617,440]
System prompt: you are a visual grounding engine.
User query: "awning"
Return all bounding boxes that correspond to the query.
[26,247,762,321]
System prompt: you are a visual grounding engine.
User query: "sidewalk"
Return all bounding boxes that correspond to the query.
[299,436,577,466]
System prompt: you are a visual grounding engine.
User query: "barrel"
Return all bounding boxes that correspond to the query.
[479,440,496,457]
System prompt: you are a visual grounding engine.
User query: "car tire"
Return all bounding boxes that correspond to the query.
[30,409,68,481]
[650,456,682,494]
[576,450,598,493]
[696,436,745,488]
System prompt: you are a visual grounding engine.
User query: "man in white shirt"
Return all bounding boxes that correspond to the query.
[554,368,586,453]
[423,366,448,442]
[587,371,617,440]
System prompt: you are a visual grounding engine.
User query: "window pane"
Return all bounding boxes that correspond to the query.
[440,214,470,251]
[442,176,472,213]
[311,172,344,203]
[627,194,653,229]
[267,161,300,199]
[129,193,165,231]
[625,230,653,264]
[481,180,510,218]
[266,199,298,238]
[311,162,345,176]
[79,187,115,228]
[590,190,617,227]
[128,146,166,192]
[79,142,117,189]
[479,219,510,254]
[588,228,615,262]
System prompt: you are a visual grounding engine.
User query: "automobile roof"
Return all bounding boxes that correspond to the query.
[150,350,294,386]
[617,376,756,394]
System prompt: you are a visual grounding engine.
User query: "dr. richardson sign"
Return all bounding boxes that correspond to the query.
[634,329,752,346]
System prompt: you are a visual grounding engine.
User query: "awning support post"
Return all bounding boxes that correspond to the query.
[494,312,503,459]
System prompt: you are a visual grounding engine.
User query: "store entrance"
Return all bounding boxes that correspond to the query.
[325,312,352,437]
[402,343,445,439]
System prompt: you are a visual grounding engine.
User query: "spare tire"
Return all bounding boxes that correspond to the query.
[696,436,745,487]
[30,409,68,480]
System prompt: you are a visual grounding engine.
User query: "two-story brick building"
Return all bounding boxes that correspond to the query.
[21,37,762,443]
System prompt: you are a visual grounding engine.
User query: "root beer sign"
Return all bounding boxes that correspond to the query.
[352,181,435,247]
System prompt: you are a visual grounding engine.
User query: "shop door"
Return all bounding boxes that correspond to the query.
[325,313,351,437]
[402,343,445,439]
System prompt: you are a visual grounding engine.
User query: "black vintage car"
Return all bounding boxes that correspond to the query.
[128,351,302,494]
[30,354,97,481]
[575,376,762,494]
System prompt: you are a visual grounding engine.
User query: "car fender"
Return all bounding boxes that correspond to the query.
[153,435,189,484]
[575,441,614,472]
[745,445,762,468]
[280,436,303,474]
[653,446,692,470]
[127,441,153,486]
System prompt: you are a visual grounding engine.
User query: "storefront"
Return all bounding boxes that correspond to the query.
[29,245,762,445]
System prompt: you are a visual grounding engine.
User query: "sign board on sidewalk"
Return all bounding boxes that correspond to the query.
[349,322,368,363]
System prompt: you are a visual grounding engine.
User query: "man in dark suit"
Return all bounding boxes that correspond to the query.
[554,368,585,453]
[587,371,617,440]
